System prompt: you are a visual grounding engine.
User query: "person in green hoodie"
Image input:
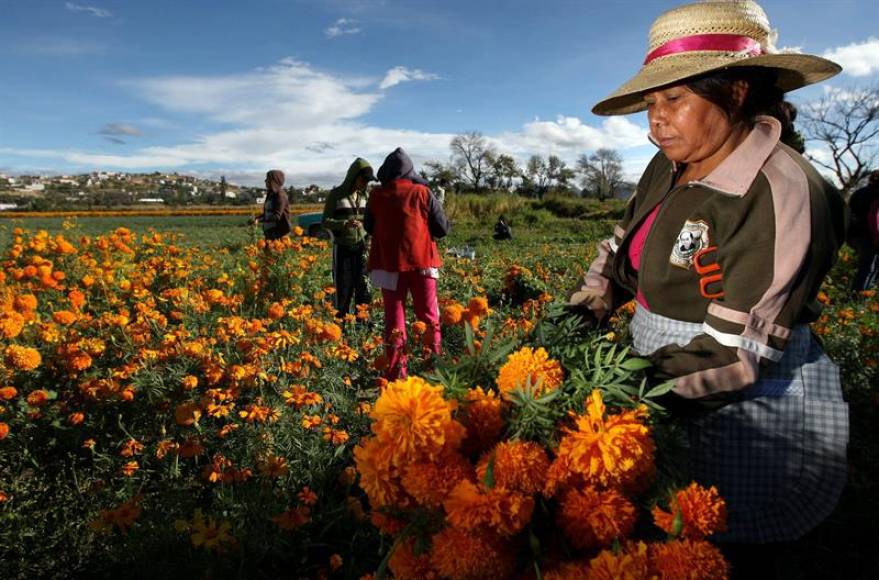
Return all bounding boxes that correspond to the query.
[322,158,376,319]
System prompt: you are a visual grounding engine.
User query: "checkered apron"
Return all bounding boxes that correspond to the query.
[631,306,849,543]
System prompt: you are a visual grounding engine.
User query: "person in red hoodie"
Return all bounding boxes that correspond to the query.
[364,148,450,380]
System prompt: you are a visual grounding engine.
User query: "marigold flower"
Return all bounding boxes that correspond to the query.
[119,438,144,457]
[181,375,199,390]
[542,561,589,580]
[411,320,428,335]
[175,402,202,426]
[429,527,515,580]
[496,347,564,400]
[4,345,42,371]
[259,455,289,478]
[652,482,728,540]
[557,487,637,550]
[272,506,311,530]
[329,554,343,572]
[0,491,8,503]
[0,422,9,440]
[443,479,534,536]
[0,386,18,400]
[460,387,504,455]
[121,461,139,477]
[441,303,465,325]
[13,294,38,313]
[370,376,465,467]
[188,510,237,553]
[468,296,491,316]
[476,440,550,495]
[648,539,730,580]
[546,390,654,493]
[0,311,25,339]
[353,436,407,509]
[298,486,319,505]
[267,302,286,320]
[587,541,650,580]
[401,452,474,508]
[67,411,85,426]
[52,310,78,325]
[26,389,50,407]
[389,538,441,580]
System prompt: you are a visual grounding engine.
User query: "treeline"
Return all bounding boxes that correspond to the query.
[421,132,635,200]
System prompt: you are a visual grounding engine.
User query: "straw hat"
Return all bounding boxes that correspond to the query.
[592,0,841,116]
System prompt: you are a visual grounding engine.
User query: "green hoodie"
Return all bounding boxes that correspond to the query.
[322,158,373,247]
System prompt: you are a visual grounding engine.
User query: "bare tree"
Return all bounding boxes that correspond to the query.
[800,86,879,194]
[423,161,460,190]
[450,132,496,192]
[577,148,624,201]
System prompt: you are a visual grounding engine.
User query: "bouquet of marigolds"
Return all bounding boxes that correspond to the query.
[354,346,730,579]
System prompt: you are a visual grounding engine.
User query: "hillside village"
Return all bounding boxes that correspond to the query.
[0,172,327,211]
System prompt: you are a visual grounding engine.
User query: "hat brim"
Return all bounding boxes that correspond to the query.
[592,53,841,116]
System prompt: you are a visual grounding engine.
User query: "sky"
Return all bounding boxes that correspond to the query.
[1,0,878,187]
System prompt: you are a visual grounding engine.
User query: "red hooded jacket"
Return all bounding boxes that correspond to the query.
[367,179,442,272]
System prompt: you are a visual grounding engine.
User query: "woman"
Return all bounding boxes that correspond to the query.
[572,0,848,570]
[365,148,450,380]
[255,169,291,241]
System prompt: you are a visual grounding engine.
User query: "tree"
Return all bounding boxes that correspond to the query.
[524,155,550,198]
[800,86,879,194]
[547,155,576,191]
[487,153,520,191]
[577,148,624,201]
[423,161,460,190]
[450,131,496,192]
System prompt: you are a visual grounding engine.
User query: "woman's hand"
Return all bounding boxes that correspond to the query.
[567,288,610,320]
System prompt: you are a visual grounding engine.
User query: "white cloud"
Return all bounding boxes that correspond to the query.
[2,59,650,186]
[823,37,879,77]
[325,18,361,39]
[65,2,112,18]
[379,66,440,90]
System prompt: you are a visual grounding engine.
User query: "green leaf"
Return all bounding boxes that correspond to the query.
[620,357,652,371]
[645,380,677,399]
[482,452,497,489]
[671,505,684,539]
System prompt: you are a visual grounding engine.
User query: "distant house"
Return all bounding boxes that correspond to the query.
[0,203,19,211]
[136,198,164,204]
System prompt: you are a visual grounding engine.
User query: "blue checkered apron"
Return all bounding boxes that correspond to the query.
[631,306,849,543]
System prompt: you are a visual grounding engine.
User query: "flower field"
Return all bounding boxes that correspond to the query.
[0,212,876,579]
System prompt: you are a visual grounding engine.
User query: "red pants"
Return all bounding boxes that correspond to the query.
[381,272,441,380]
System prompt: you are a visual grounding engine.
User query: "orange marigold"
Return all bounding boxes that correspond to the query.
[557,487,637,550]
[476,440,550,495]
[0,422,9,440]
[546,390,654,493]
[649,539,729,580]
[52,310,78,325]
[542,561,589,580]
[4,345,42,371]
[652,482,728,540]
[429,527,515,580]
[175,402,202,426]
[496,347,564,400]
[353,436,407,509]
[401,452,474,508]
[0,311,25,339]
[587,541,650,580]
[443,479,534,536]
[370,376,465,466]
[389,538,441,580]
[441,302,465,325]
[461,386,505,454]
[467,296,491,317]
[26,389,50,407]
[0,386,18,400]
[13,294,38,313]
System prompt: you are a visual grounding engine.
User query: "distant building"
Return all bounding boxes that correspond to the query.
[136,198,164,204]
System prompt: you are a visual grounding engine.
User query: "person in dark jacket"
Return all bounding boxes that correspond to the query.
[847,170,879,292]
[365,148,450,380]
[254,170,291,241]
[323,158,376,318]
[493,215,513,240]
[577,1,847,575]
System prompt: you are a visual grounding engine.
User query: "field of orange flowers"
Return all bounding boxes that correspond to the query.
[0,216,876,579]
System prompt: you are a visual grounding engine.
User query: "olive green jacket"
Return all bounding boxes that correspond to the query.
[322,158,373,248]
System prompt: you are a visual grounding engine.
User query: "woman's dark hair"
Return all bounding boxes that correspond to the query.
[687,67,805,152]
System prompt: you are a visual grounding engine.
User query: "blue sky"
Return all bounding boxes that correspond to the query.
[1,0,877,186]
